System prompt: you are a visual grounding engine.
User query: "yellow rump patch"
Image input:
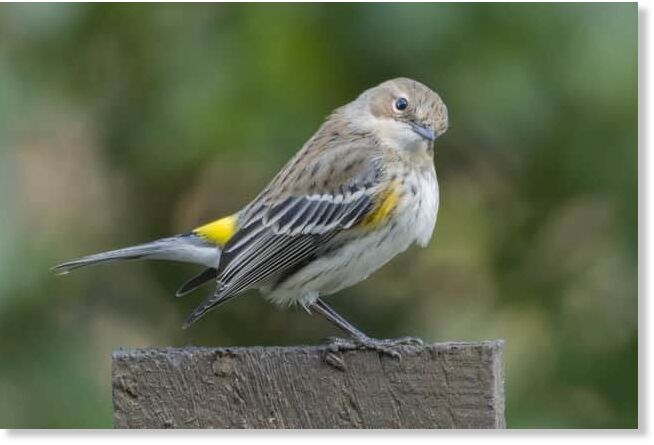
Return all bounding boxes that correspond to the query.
[193,215,237,247]
[361,181,401,227]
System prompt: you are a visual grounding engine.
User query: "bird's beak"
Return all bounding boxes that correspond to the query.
[409,122,436,142]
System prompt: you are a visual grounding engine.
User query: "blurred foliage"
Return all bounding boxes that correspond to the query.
[0,3,637,428]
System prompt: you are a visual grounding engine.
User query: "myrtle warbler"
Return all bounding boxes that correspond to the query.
[53,78,449,355]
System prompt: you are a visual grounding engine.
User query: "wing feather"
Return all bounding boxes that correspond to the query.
[214,190,374,298]
[183,150,386,327]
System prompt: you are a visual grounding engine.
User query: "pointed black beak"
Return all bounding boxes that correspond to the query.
[409,122,436,142]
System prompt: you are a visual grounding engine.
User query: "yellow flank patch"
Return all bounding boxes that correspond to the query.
[193,215,237,247]
[361,181,401,227]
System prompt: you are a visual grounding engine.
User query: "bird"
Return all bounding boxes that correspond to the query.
[53,77,449,356]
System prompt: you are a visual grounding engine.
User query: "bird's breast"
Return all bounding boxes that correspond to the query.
[357,164,438,245]
[400,165,439,247]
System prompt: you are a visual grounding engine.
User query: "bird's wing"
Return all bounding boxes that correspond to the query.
[183,150,388,327]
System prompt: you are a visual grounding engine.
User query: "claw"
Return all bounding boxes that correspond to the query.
[321,336,422,361]
[393,336,424,346]
[324,351,347,371]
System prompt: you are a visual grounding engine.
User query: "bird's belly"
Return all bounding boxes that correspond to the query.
[412,167,439,247]
[266,168,439,307]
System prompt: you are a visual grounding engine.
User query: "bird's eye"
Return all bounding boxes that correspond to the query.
[394,97,409,112]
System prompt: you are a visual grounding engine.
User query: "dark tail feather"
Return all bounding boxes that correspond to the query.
[182,284,238,329]
[176,268,217,297]
[52,243,157,275]
[52,235,217,275]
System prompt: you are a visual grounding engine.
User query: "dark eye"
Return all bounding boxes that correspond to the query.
[394,97,408,112]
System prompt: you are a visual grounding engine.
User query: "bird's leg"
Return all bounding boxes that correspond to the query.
[309,297,369,339]
[308,298,423,359]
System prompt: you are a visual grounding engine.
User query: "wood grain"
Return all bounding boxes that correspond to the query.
[112,341,505,429]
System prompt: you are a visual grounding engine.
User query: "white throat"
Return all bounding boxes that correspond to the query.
[374,118,428,152]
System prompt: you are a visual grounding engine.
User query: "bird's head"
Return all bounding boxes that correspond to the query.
[344,78,449,156]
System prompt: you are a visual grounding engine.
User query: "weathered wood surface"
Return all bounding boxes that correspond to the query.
[112,341,505,429]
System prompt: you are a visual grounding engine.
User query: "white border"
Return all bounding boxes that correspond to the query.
[0,0,646,441]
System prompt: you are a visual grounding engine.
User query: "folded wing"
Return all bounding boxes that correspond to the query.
[183,153,385,327]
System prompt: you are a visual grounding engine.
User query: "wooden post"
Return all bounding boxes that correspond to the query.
[112,341,505,429]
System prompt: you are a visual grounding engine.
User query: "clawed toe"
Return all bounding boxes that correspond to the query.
[392,336,424,346]
[371,344,402,359]
[322,336,420,359]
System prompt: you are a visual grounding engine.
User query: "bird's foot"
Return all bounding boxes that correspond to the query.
[322,335,423,363]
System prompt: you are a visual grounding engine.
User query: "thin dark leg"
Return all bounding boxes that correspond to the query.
[308,298,369,340]
[308,298,423,359]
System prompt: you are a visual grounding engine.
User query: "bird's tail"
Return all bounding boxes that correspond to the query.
[52,234,220,275]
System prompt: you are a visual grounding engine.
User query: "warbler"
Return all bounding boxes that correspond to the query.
[53,77,449,355]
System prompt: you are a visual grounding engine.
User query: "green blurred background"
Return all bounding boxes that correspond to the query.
[0,3,637,428]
